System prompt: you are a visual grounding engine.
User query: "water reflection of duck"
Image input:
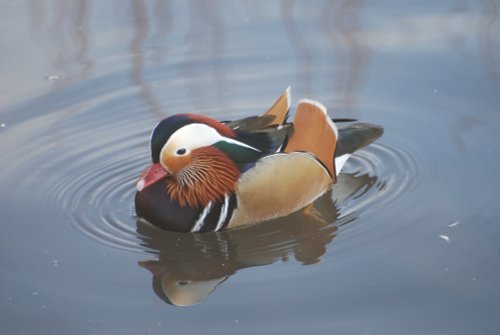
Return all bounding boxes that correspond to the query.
[138,172,377,306]
[135,87,383,232]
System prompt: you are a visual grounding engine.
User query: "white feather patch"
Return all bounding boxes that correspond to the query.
[334,154,351,176]
[215,195,230,232]
[191,201,213,232]
[165,123,225,152]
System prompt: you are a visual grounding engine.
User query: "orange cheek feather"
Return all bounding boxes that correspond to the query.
[162,152,192,175]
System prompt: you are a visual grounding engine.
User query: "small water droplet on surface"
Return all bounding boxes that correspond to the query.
[439,235,450,243]
[448,221,459,227]
[1,123,6,128]
[51,259,59,267]
[46,75,60,81]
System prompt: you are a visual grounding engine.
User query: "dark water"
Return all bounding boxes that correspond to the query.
[1,1,500,334]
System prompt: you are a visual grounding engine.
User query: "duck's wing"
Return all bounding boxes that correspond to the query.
[284,99,338,180]
[222,87,294,155]
[228,152,332,228]
[223,115,276,132]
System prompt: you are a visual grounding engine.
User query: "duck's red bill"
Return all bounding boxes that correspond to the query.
[136,163,169,191]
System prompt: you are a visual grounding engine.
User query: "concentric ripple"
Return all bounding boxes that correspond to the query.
[338,137,431,220]
[50,129,147,253]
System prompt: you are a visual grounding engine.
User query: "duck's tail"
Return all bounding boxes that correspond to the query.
[334,121,384,174]
[284,99,338,181]
[336,122,384,157]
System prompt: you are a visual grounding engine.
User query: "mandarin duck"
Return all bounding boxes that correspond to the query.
[135,87,383,233]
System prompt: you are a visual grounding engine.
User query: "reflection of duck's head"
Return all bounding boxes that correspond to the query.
[137,172,378,306]
[139,261,228,306]
[135,87,383,232]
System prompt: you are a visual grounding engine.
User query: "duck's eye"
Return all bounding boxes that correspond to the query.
[176,148,187,155]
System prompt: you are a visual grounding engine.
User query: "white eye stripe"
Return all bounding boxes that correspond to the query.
[160,123,261,159]
[166,123,221,151]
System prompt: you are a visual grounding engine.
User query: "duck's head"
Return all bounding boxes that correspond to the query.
[137,114,263,208]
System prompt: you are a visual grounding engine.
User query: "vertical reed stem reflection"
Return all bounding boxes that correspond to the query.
[281,0,313,96]
[130,0,164,118]
[28,0,93,90]
[178,0,228,114]
[320,0,371,114]
[479,0,500,82]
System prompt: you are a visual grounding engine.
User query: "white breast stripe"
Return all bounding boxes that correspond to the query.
[191,201,213,232]
[215,195,230,232]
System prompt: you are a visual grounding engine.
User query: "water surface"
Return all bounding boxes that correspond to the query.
[1,1,500,334]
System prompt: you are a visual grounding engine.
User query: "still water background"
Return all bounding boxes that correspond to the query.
[1,1,500,334]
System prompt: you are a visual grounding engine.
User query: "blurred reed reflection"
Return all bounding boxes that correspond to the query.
[320,0,370,114]
[282,0,370,114]
[443,0,499,82]
[27,0,93,90]
[130,0,164,118]
[478,0,500,82]
[282,0,314,95]
[24,0,499,115]
[137,172,378,306]
[151,0,173,64]
[178,0,228,112]
[128,0,228,117]
[26,0,95,144]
